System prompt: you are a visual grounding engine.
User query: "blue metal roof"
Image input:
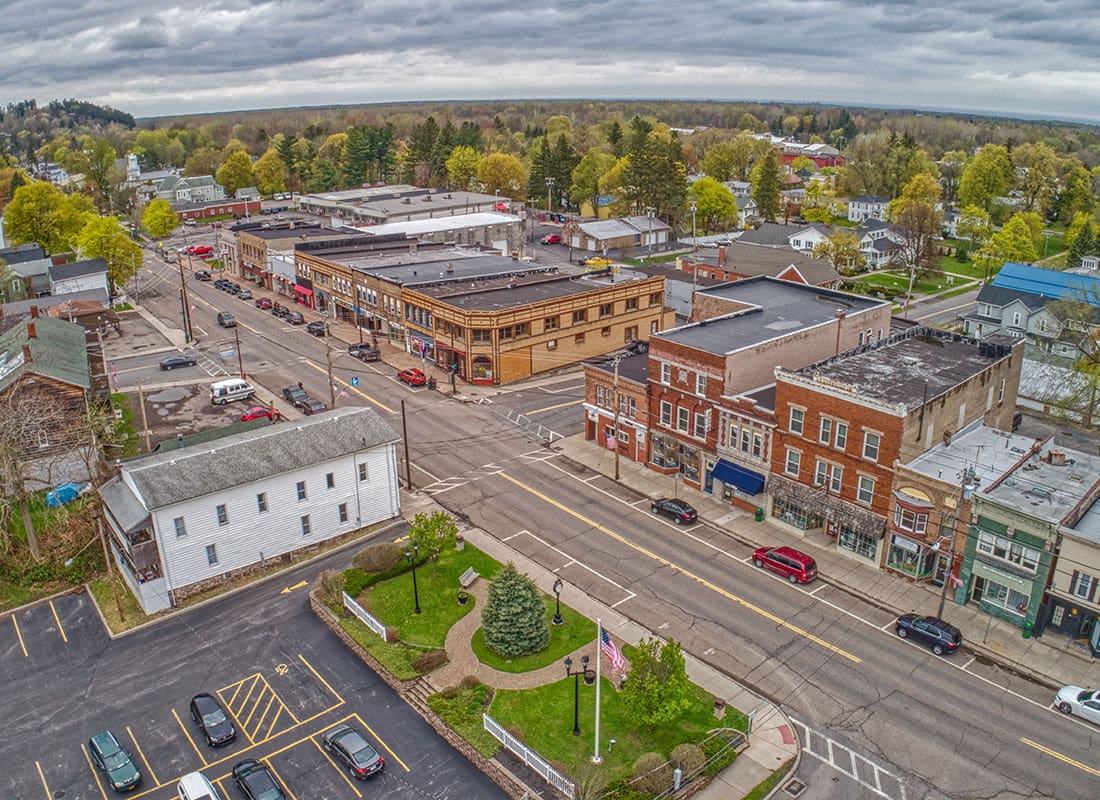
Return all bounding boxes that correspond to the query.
[991,262,1100,305]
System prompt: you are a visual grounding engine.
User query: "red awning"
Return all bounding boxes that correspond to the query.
[293,285,314,297]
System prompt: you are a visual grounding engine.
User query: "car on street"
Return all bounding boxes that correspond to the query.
[195,270,212,281]
[751,546,818,584]
[159,354,198,370]
[1055,686,1100,725]
[305,320,326,336]
[322,724,384,780]
[215,278,230,290]
[894,613,962,655]
[271,302,290,318]
[189,693,236,746]
[349,342,380,362]
[398,368,427,386]
[285,310,305,325]
[88,729,142,793]
[282,385,307,404]
[188,245,214,256]
[650,497,698,525]
[294,396,327,415]
[540,233,562,244]
[217,311,236,328]
[225,282,242,295]
[255,297,273,310]
[583,256,613,267]
[240,406,280,422]
[239,288,253,301]
[232,759,286,800]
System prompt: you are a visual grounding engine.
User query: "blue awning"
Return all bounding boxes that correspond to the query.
[711,459,765,495]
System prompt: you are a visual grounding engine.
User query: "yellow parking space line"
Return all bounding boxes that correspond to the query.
[1021,737,1100,777]
[81,743,110,800]
[35,761,51,800]
[49,600,68,643]
[299,654,344,705]
[527,398,584,415]
[235,675,262,716]
[356,715,409,772]
[500,472,862,664]
[265,761,301,800]
[264,706,285,742]
[226,675,248,708]
[171,707,207,766]
[252,692,278,737]
[301,359,394,414]
[310,737,363,797]
[127,725,160,786]
[241,684,269,730]
[11,614,28,657]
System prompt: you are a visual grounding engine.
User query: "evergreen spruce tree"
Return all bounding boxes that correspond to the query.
[1067,224,1095,269]
[751,149,781,222]
[481,564,550,657]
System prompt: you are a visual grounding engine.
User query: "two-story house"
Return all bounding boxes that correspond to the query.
[847,195,890,223]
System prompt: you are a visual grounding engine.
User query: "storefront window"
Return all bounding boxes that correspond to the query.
[974,576,1029,616]
[836,523,877,560]
[472,356,493,380]
[650,434,679,469]
[680,444,700,483]
[772,497,823,530]
[885,534,936,577]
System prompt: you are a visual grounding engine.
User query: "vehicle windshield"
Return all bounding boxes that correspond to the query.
[203,708,227,725]
[104,750,131,770]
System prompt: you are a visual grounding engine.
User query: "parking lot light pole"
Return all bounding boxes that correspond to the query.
[233,326,244,377]
[546,177,555,213]
[404,541,421,614]
[564,654,589,736]
[690,201,697,251]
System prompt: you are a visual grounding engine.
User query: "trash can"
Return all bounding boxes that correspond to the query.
[754,507,764,522]
[1022,620,1033,639]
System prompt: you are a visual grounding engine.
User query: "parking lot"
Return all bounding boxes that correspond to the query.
[2,549,508,800]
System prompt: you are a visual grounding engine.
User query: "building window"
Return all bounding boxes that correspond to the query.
[174,517,186,538]
[326,472,335,489]
[574,333,585,345]
[545,315,559,331]
[829,465,843,493]
[624,325,638,341]
[649,291,662,306]
[1012,311,1021,327]
[216,504,228,526]
[338,503,348,523]
[626,297,638,311]
[693,411,708,439]
[1073,572,1095,599]
[784,449,801,477]
[835,422,848,450]
[547,339,557,349]
[677,407,690,432]
[857,476,875,505]
[696,373,707,396]
[977,531,1040,572]
[572,309,587,324]
[296,481,307,501]
[257,493,268,513]
[358,462,369,482]
[893,505,927,534]
[206,544,218,565]
[814,459,828,487]
[660,401,672,426]
[36,429,49,448]
[601,326,611,336]
[862,431,880,461]
[661,363,671,384]
[789,407,804,435]
[998,378,1005,403]
[599,302,613,317]
[472,329,491,343]
[752,433,764,459]
[974,576,1029,616]
[837,524,877,560]
[620,395,636,418]
[819,417,833,444]
[301,515,311,536]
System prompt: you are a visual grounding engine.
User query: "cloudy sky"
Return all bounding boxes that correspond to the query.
[3,0,1098,122]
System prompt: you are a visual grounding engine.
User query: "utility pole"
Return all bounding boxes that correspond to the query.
[612,355,623,481]
[233,326,244,378]
[137,382,151,453]
[546,176,555,214]
[690,201,697,252]
[97,518,125,622]
[400,400,413,491]
[177,258,193,343]
[326,342,336,409]
[938,466,976,619]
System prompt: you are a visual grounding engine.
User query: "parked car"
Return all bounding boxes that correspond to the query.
[159,354,197,370]
[751,546,818,584]
[540,233,562,245]
[255,297,273,310]
[88,730,142,793]
[216,311,236,328]
[305,320,326,336]
[232,759,286,800]
[214,278,231,290]
[294,396,327,415]
[894,614,962,655]
[225,282,242,295]
[189,693,236,746]
[239,288,253,301]
[348,342,380,362]
[650,497,698,525]
[1055,686,1100,725]
[194,270,212,281]
[285,311,305,325]
[240,406,280,422]
[322,724,384,780]
[584,256,612,267]
[398,368,427,386]
[188,245,214,256]
[282,385,307,404]
[271,302,290,318]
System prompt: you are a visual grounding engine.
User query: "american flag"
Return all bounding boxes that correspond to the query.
[601,627,624,672]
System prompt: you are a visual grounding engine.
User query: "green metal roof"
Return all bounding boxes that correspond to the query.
[0,316,90,393]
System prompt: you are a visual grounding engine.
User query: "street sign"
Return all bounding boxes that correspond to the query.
[351,376,359,387]
[218,349,236,359]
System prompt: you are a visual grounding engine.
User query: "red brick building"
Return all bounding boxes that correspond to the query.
[583,341,652,465]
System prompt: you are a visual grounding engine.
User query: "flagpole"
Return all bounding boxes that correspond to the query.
[593,619,603,764]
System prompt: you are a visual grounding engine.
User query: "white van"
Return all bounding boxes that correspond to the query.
[177,771,223,800]
[209,379,255,405]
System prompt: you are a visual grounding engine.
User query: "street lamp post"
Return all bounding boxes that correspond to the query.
[564,654,590,736]
[546,177,555,214]
[690,201,697,252]
[552,577,564,626]
[404,541,421,614]
[647,207,655,254]
[233,325,244,377]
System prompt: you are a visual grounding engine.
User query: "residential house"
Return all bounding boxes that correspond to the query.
[848,196,890,223]
[859,219,907,268]
[724,180,753,198]
[734,196,760,228]
[678,242,839,290]
[564,215,673,258]
[98,407,401,614]
[737,223,806,249]
[1044,497,1100,656]
[235,187,261,201]
[788,224,832,253]
[49,258,110,297]
[1,244,52,299]
[154,174,226,204]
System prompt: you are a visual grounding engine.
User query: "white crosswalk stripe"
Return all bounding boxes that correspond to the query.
[789,717,907,800]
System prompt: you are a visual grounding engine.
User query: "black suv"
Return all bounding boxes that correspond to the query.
[895,613,962,655]
[190,693,236,746]
[233,759,286,800]
[305,320,326,336]
[349,342,380,362]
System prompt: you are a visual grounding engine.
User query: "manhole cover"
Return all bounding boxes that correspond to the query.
[784,779,806,797]
[53,792,66,799]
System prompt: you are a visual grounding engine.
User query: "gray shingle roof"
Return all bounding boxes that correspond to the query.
[119,407,399,510]
[99,476,149,533]
[737,223,805,248]
[49,258,107,282]
[0,316,90,393]
[975,283,1048,311]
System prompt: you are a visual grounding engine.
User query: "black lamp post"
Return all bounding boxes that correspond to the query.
[404,541,421,614]
[552,577,564,626]
[564,654,589,736]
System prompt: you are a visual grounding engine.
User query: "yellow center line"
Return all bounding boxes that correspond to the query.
[81,741,110,800]
[49,600,68,643]
[11,614,28,657]
[171,707,207,766]
[35,761,51,800]
[500,472,861,664]
[127,725,160,787]
[301,359,394,414]
[526,398,585,415]
[1021,737,1100,777]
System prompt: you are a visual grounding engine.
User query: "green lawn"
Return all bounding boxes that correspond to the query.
[470,599,596,672]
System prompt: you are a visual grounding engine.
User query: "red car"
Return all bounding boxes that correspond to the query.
[188,245,214,256]
[254,297,273,310]
[240,406,280,422]
[398,368,427,386]
[751,546,818,584]
[540,233,562,245]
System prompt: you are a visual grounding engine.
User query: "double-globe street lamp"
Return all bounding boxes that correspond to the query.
[564,654,594,736]
[404,541,421,614]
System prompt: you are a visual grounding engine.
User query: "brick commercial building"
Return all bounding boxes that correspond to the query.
[229,221,353,289]
[582,341,652,465]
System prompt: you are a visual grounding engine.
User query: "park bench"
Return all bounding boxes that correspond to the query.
[459,567,480,589]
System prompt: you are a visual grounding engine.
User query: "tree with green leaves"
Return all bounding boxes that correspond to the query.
[623,130,688,220]
[79,136,118,210]
[570,149,616,217]
[481,564,549,657]
[955,205,993,254]
[700,141,739,182]
[890,173,943,280]
[252,149,286,196]
[620,637,692,727]
[407,511,458,561]
[1012,141,1059,215]
[275,134,299,190]
[215,150,255,196]
[687,177,737,235]
[959,144,1014,212]
[750,148,781,222]
[4,181,94,253]
[76,216,142,289]
[812,229,864,275]
[445,145,481,191]
[478,152,527,200]
[184,147,224,178]
[1057,161,1098,223]
[142,198,178,239]
[975,214,1040,277]
[606,121,624,158]
[939,150,968,205]
[1066,221,1096,269]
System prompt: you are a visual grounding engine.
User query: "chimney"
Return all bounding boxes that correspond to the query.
[27,321,36,339]
[21,344,31,362]
[718,246,726,268]
[30,305,39,319]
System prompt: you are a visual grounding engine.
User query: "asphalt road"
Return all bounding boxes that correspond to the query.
[1,539,508,800]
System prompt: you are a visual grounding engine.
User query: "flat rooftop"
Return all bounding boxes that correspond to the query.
[585,341,650,384]
[339,252,553,286]
[423,272,646,311]
[906,422,1040,489]
[984,441,1100,525]
[353,211,520,236]
[656,277,885,355]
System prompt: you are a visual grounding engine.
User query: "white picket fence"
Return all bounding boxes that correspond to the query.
[343,591,387,642]
[483,713,574,798]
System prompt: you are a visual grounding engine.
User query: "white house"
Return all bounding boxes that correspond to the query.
[847,195,890,223]
[788,224,832,253]
[99,407,401,613]
[154,174,226,204]
[49,258,111,296]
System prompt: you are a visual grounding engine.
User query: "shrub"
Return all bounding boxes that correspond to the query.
[412,649,448,673]
[481,564,549,657]
[385,626,400,643]
[26,563,55,584]
[671,742,706,776]
[352,542,403,574]
[407,511,458,560]
[631,752,672,795]
[343,568,371,598]
[317,570,344,606]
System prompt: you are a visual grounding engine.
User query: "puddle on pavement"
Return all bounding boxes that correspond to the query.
[147,387,190,403]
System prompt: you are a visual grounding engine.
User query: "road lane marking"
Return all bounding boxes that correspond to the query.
[1021,737,1100,777]
[126,725,160,786]
[358,716,410,772]
[11,614,27,656]
[510,529,636,607]
[81,743,110,800]
[301,359,394,414]
[526,398,585,415]
[49,600,68,642]
[913,299,976,321]
[500,471,861,663]
[171,707,208,765]
[35,761,51,800]
[791,718,907,800]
